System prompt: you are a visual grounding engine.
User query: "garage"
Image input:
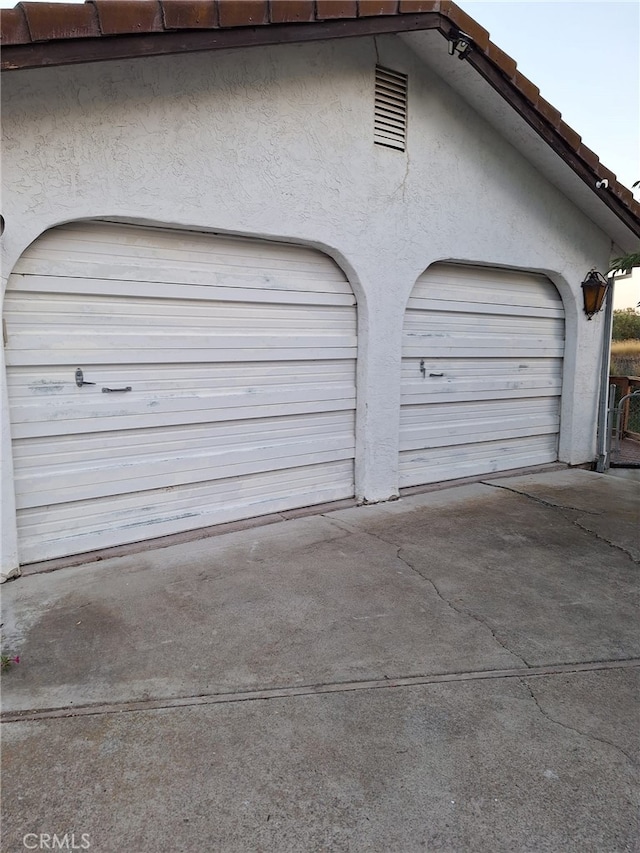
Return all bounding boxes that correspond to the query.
[5,222,357,563]
[400,263,565,487]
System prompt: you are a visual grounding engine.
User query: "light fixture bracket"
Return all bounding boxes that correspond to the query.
[448,29,472,60]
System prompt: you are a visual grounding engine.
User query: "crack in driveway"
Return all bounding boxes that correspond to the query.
[323,515,529,669]
[480,481,603,515]
[520,677,637,767]
[482,481,639,565]
[395,546,530,669]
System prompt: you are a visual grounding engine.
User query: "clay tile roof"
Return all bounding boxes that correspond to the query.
[1,0,638,236]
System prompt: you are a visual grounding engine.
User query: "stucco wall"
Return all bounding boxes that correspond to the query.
[0,35,613,572]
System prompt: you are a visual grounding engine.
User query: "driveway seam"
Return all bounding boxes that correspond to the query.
[3,659,637,724]
[519,677,638,767]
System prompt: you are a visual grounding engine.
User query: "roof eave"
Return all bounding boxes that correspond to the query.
[2,3,638,243]
[0,12,441,70]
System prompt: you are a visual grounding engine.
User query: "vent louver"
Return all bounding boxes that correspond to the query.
[374,65,408,151]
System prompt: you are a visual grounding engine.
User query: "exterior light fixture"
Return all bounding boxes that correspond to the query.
[447,30,472,59]
[581,269,610,319]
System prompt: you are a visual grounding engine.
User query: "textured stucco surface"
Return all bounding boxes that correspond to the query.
[0,35,614,571]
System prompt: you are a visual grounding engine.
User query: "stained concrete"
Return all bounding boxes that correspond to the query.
[1,469,639,852]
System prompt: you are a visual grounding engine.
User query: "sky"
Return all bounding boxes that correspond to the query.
[1,0,639,303]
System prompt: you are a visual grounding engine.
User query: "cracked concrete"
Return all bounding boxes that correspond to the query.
[2,468,639,851]
[483,469,640,564]
[520,677,637,767]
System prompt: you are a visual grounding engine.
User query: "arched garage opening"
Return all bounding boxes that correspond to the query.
[5,221,357,564]
[400,262,565,487]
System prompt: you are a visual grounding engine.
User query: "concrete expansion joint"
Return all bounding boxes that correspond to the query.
[519,677,638,768]
[4,660,638,725]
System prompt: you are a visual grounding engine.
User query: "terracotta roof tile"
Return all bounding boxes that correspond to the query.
[217,0,269,27]
[315,1,358,19]
[358,1,399,15]
[92,0,163,35]
[577,143,600,172]
[486,39,516,80]
[161,1,219,29]
[21,1,99,41]
[617,185,634,205]
[0,0,638,232]
[537,96,562,128]
[595,164,617,185]
[398,1,441,12]
[269,0,315,24]
[556,120,582,151]
[0,7,30,45]
[514,70,539,106]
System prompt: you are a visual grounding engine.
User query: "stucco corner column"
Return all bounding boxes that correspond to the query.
[0,338,20,581]
[353,284,406,505]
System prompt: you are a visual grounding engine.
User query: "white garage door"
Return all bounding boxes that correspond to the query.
[400,263,564,487]
[5,222,357,563]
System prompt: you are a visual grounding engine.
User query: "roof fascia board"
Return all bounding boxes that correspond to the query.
[0,12,440,71]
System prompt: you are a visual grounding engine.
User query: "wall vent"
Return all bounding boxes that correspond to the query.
[374,65,408,151]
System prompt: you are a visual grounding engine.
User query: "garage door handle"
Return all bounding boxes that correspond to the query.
[429,372,444,377]
[102,386,132,393]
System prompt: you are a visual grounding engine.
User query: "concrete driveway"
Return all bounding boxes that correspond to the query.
[2,469,639,852]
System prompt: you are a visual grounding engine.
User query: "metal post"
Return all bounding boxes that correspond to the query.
[595,277,615,472]
[606,383,616,461]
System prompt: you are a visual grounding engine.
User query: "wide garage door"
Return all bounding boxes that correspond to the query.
[400,263,564,487]
[5,222,357,563]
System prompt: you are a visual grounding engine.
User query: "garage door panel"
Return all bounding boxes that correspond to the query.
[402,338,564,356]
[400,263,564,486]
[400,399,560,450]
[18,459,354,538]
[403,309,564,333]
[16,460,355,564]
[12,275,356,307]
[15,441,356,510]
[16,226,353,294]
[410,267,562,307]
[400,356,562,379]
[8,360,356,398]
[6,222,357,563]
[11,396,357,440]
[21,224,351,282]
[401,377,562,404]
[400,434,559,488]
[7,295,356,331]
[13,412,355,469]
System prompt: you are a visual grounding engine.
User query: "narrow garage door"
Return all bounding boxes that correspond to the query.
[400,263,564,488]
[5,222,357,564]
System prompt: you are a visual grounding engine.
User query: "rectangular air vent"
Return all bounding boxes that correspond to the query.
[374,65,408,151]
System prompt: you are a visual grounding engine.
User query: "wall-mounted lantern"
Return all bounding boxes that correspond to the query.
[581,269,610,319]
